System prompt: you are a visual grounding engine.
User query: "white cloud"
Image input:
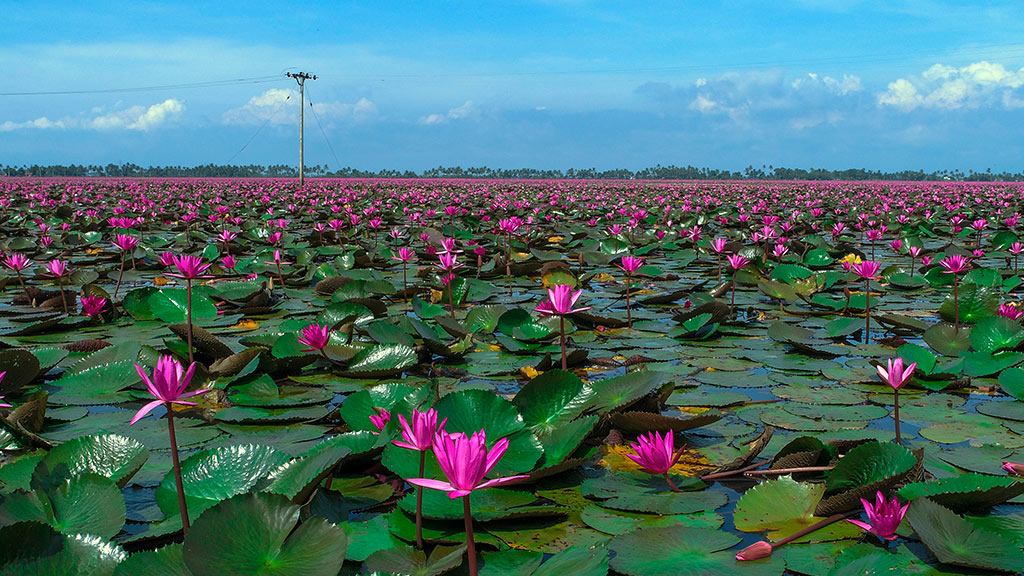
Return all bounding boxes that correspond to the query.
[879,61,1024,111]
[223,89,377,125]
[419,101,475,125]
[0,100,183,132]
[0,117,66,132]
[85,99,184,131]
[877,78,923,111]
[791,73,862,95]
[689,94,717,114]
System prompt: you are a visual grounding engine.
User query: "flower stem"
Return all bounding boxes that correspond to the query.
[166,405,190,534]
[893,388,902,446]
[730,271,738,314]
[57,276,68,314]
[773,513,849,548]
[416,451,425,549]
[114,252,125,298]
[745,465,836,476]
[953,276,960,334]
[186,278,194,365]
[463,495,477,576]
[559,315,567,370]
[663,473,681,493]
[625,274,632,328]
[864,278,871,344]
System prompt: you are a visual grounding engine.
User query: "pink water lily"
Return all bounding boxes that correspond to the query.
[369,409,391,434]
[80,294,108,318]
[537,284,591,370]
[298,323,331,352]
[1003,461,1024,475]
[618,256,643,328]
[393,409,448,452]
[408,429,527,499]
[131,354,202,534]
[877,357,916,445]
[847,491,908,542]
[392,408,448,549]
[130,355,203,425]
[167,254,212,279]
[876,357,917,391]
[626,430,686,492]
[535,284,591,316]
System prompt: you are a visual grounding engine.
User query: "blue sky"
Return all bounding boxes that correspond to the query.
[3,1,1024,172]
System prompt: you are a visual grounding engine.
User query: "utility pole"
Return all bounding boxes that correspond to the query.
[286,72,317,187]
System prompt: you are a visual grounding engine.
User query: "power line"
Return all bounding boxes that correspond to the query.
[304,85,343,173]
[224,96,291,165]
[0,75,286,97]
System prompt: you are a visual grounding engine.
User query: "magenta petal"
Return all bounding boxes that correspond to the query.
[392,440,420,451]
[846,518,873,532]
[129,400,165,425]
[476,475,529,490]
[448,489,472,499]
[407,478,454,492]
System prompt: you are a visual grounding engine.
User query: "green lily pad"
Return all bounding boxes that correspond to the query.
[586,371,666,412]
[906,497,1024,573]
[897,473,1024,511]
[33,433,148,488]
[365,543,465,576]
[342,343,418,378]
[609,526,784,576]
[183,492,347,576]
[512,370,591,434]
[112,543,187,576]
[155,443,290,519]
[734,476,861,542]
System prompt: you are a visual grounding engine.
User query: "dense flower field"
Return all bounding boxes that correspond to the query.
[0,177,1023,575]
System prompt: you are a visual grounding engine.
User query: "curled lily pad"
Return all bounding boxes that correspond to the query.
[897,473,1024,511]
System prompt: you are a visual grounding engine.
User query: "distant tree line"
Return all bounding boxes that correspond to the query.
[1,162,1021,182]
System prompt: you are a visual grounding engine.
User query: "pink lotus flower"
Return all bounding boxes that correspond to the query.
[436,252,463,271]
[3,253,31,272]
[617,255,643,275]
[220,255,237,270]
[408,430,527,498]
[392,408,448,452]
[168,254,212,279]
[112,234,138,252]
[535,284,591,316]
[876,357,917,390]
[298,323,331,352]
[392,247,416,262]
[626,430,686,477]
[1003,461,1024,475]
[129,355,203,425]
[45,259,68,277]
[158,252,176,266]
[1010,242,1024,255]
[998,303,1024,321]
[851,260,881,280]
[80,294,108,318]
[369,409,391,434]
[726,254,749,270]
[908,245,923,258]
[847,491,908,542]
[939,254,971,274]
